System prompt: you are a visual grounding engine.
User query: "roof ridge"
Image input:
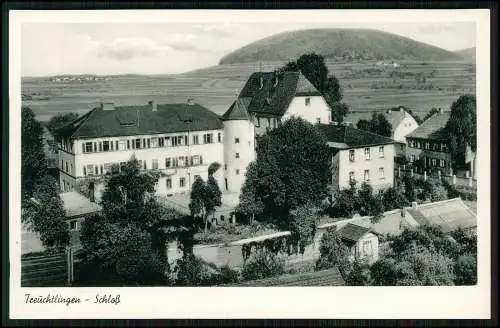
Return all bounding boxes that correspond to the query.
[346,125,395,143]
[68,107,98,139]
[417,197,462,208]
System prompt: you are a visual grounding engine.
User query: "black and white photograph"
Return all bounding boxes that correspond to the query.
[8,9,491,319]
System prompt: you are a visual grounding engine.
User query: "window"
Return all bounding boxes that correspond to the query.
[409,140,414,148]
[158,137,164,147]
[431,159,436,166]
[119,140,126,151]
[256,117,260,127]
[305,97,311,106]
[235,153,240,158]
[192,155,200,166]
[101,141,109,152]
[362,240,372,255]
[143,160,147,170]
[378,146,385,158]
[135,139,141,149]
[104,163,111,173]
[236,169,240,175]
[115,141,119,150]
[218,132,222,143]
[203,133,213,144]
[98,142,103,152]
[178,156,186,167]
[316,117,321,124]
[61,160,63,169]
[64,162,68,172]
[83,166,87,176]
[224,164,227,170]
[364,148,371,160]
[235,138,240,144]
[166,178,172,189]
[441,143,447,152]
[425,142,430,150]
[400,144,405,151]
[192,135,199,145]
[147,139,151,148]
[349,171,355,183]
[127,140,130,149]
[86,164,94,176]
[379,167,385,179]
[417,142,421,149]
[179,178,186,188]
[152,159,158,170]
[69,220,78,231]
[151,137,158,148]
[165,137,171,147]
[440,159,445,167]
[142,139,146,148]
[364,169,370,182]
[349,150,355,162]
[84,142,93,153]
[70,163,73,173]
[410,154,416,162]
[94,142,97,152]
[100,165,103,175]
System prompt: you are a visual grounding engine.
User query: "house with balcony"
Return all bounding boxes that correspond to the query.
[317,124,396,192]
[54,99,225,200]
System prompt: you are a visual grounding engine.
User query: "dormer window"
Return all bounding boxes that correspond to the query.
[305,97,311,106]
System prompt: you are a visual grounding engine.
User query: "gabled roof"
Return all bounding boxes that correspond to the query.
[406,111,451,140]
[338,223,372,243]
[317,124,395,149]
[224,267,345,286]
[344,107,418,135]
[56,103,223,139]
[237,71,322,116]
[221,98,250,121]
[407,197,477,233]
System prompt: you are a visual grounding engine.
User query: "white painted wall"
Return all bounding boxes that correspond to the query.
[282,95,331,125]
[351,232,379,264]
[393,112,419,143]
[223,119,255,193]
[337,144,395,192]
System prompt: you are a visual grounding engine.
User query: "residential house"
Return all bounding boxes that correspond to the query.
[405,108,452,173]
[344,106,419,158]
[316,124,396,192]
[54,100,225,199]
[337,223,379,264]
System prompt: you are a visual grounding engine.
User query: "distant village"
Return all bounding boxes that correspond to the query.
[48,74,111,83]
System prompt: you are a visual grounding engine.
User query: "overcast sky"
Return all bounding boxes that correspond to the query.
[21,21,476,77]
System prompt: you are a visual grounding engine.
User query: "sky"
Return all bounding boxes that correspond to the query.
[21,21,476,77]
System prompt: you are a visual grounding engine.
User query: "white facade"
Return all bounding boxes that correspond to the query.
[58,129,225,198]
[333,143,395,192]
[223,119,255,193]
[392,112,419,143]
[281,95,332,125]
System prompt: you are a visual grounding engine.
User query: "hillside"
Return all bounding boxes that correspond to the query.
[455,47,476,62]
[219,28,463,65]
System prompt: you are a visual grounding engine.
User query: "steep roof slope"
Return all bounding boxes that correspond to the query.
[406,111,451,140]
[56,103,223,139]
[219,28,463,64]
[317,124,395,149]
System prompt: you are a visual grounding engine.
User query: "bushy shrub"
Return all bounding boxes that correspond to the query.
[171,255,214,286]
[241,248,285,281]
[454,254,477,285]
[315,227,351,278]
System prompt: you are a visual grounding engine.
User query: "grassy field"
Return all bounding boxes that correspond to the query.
[21,59,475,122]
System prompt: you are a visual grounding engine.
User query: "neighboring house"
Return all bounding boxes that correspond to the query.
[337,223,379,264]
[344,106,419,158]
[316,124,395,192]
[405,108,452,173]
[406,197,477,235]
[21,191,102,255]
[224,267,345,286]
[54,100,225,199]
[220,69,332,193]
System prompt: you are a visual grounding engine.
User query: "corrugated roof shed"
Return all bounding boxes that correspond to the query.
[406,111,451,140]
[56,103,223,139]
[225,267,345,286]
[317,124,395,149]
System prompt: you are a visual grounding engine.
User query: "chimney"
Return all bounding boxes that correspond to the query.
[187,98,195,106]
[149,100,157,111]
[438,107,444,113]
[386,108,392,114]
[101,102,114,111]
[411,201,418,210]
[399,106,405,112]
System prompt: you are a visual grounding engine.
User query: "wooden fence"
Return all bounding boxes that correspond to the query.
[21,251,70,287]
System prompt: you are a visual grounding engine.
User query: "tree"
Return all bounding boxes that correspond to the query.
[189,176,218,233]
[328,181,359,218]
[330,102,350,124]
[430,181,448,202]
[241,247,285,281]
[207,175,222,207]
[236,162,264,224]
[382,186,409,211]
[454,254,477,285]
[356,113,392,138]
[22,175,70,251]
[315,226,351,278]
[445,94,477,169]
[357,182,385,218]
[288,205,319,254]
[422,107,439,123]
[240,117,330,226]
[22,106,47,198]
[46,112,79,134]
[406,108,422,125]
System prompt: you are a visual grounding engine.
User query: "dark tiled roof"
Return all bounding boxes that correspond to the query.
[344,108,416,134]
[408,198,477,233]
[221,98,250,121]
[406,111,451,140]
[238,71,321,116]
[317,124,395,149]
[225,267,345,286]
[56,103,223,139]
[338,223,372,243]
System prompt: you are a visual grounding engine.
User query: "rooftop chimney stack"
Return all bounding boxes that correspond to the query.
[399,106,405,112]
[387,108,392,114]
[438,107,444,113]
[187,98,195,106]
[101,102,115,111]
[149,100,157,112]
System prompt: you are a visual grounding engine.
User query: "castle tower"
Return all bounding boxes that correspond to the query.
[221,98,255,193]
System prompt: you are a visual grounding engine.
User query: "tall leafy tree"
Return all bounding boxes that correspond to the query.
[21,106,47,198]
[240,117,330,226]
[315,226,351,278]
[236,162,264,224]
[46,112,79,134]
[207,175,222,208]
[356,113,393,138]
[22,175,70,251]
[189,176,218,233]
[445,94,477,169]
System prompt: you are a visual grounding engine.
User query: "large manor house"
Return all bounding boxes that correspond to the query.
[55,69,401,200]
